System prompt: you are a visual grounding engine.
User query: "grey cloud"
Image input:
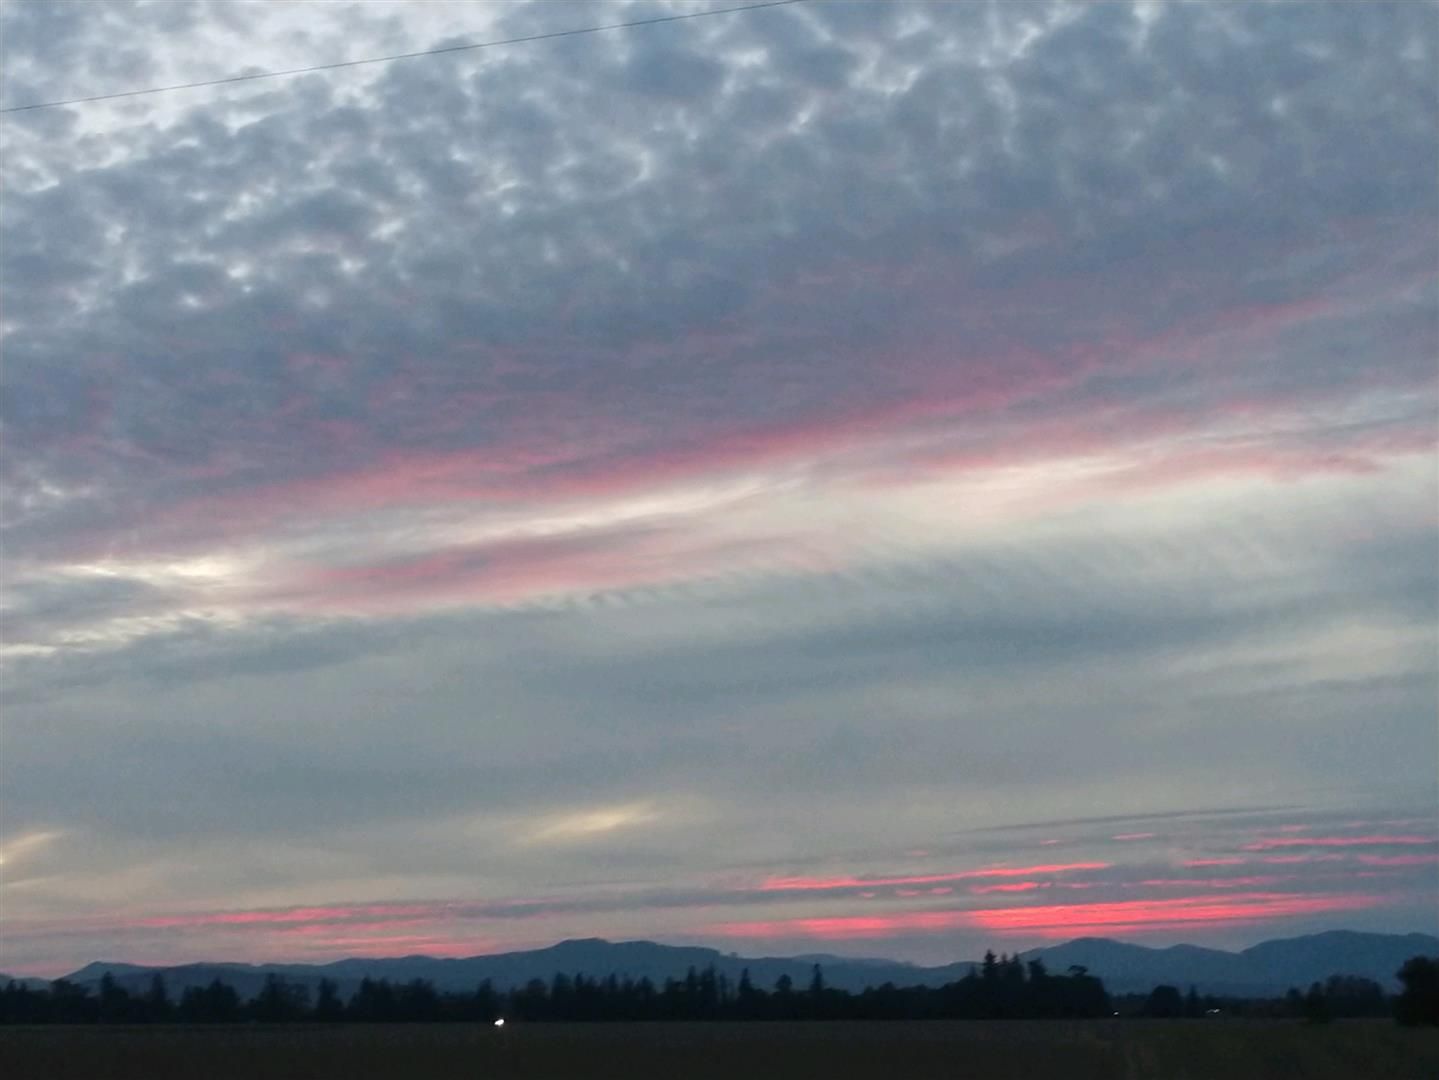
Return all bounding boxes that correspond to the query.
[0,0,1427,549]
[614,39,726,102]
[1,573,182,644]
[0,0,157,106]
[1,0,1434,960]
[5,502,1432,852]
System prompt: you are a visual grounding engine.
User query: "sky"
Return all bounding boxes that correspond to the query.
[0,0,1435,978]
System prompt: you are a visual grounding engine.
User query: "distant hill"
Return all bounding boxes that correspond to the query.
[1235,930,1439,993]
[0,972,52,991]
[1021,939,1244,993]
[1023,930,1439,995]
[61,929,1438,1000]
[64,961,164,983]
[65,939,954,999]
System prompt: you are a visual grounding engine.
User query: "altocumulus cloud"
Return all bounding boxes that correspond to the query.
[0,0,1435,975]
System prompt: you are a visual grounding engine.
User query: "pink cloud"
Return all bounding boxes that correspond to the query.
[41,250,1426,575]
[971,881,1047,895]
[1132,876,1287,889]
[1242,835,1437,851]
[757,862,1112,894]
[1355,853,1439,867]
[963,892,1384,938]
[706,911,971,941]
[1259,854,1348,865]
[275,527,684,614]
[703,891,1384,942]
[23,209,1435,601]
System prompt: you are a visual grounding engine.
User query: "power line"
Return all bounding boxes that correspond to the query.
[0,0,811,115]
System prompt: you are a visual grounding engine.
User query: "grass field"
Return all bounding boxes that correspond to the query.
[3,1019,1436,1079]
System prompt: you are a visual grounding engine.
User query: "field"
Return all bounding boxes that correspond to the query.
[3,1019,1437,1079]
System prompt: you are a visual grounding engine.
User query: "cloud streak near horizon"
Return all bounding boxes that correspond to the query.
[1,0,1435,976]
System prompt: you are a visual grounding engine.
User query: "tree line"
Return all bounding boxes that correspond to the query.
[1,951,1108,1023]
[1120,957,1438,1026]
[1127,974,1391,1020]
[3,952,1434,1026]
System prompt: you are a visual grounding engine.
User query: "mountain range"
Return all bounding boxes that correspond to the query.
[20,929,1437,1001]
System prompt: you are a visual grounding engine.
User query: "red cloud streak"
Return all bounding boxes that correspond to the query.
[705,892,1383,942]
[1241,835,1437,851]
[965,893,1384,938]
[1355,854,1439,867]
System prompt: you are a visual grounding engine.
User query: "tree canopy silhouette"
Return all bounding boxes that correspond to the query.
[1395,955,1439,1027]
[1,953,1115,1024]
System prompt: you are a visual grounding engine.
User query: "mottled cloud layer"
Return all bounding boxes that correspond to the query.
[1,0,1435,975]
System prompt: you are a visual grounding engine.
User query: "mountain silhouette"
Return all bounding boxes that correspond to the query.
[1023,931,1439,994]
[0,972,51,991]
[47,929,1438,999]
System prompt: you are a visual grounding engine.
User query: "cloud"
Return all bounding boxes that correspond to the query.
[960,894,1388,939]
[0,0,1434,971]
[3,800,1433,973]
[1242,835,1439,851]
[703,892,1387,943]
[0,828,64,869]
[758,862,1113,895]
[522,802,661,845]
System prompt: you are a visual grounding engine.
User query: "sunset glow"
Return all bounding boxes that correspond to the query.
[1,0,1433,977]
[704,891,1387,943]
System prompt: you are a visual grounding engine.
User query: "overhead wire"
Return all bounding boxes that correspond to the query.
[0,0,811,115]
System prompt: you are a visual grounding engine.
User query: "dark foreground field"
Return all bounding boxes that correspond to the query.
[4,1019,1436,1080]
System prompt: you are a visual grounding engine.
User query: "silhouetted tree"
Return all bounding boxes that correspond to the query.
[735,968,760,1019]
[1284,987,1304,1017]
[695,965,719,1017]
[474,979,501,1022]
[348,977,396,1022]
[49,980,97,1023]
[633,976,657,1020]
[0,943,1130,1026]
[512,978,549,1021]
[772,973,796,1019]
[251,975,308,1022]
[143,975,172,1022]
[397,978,440,1022]
[177,978,240,1023]
[550,973,574,1019]
[313,978,344,1021]
[1321,974,1386,1018]
[1144,984,1184,1018]
[808,964,825,998]
[97,974,131,1023]
[1395,955,1439,1027]
[981,950,999,982]
[0,982,46,1024]
[1301,981,1331,1025]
